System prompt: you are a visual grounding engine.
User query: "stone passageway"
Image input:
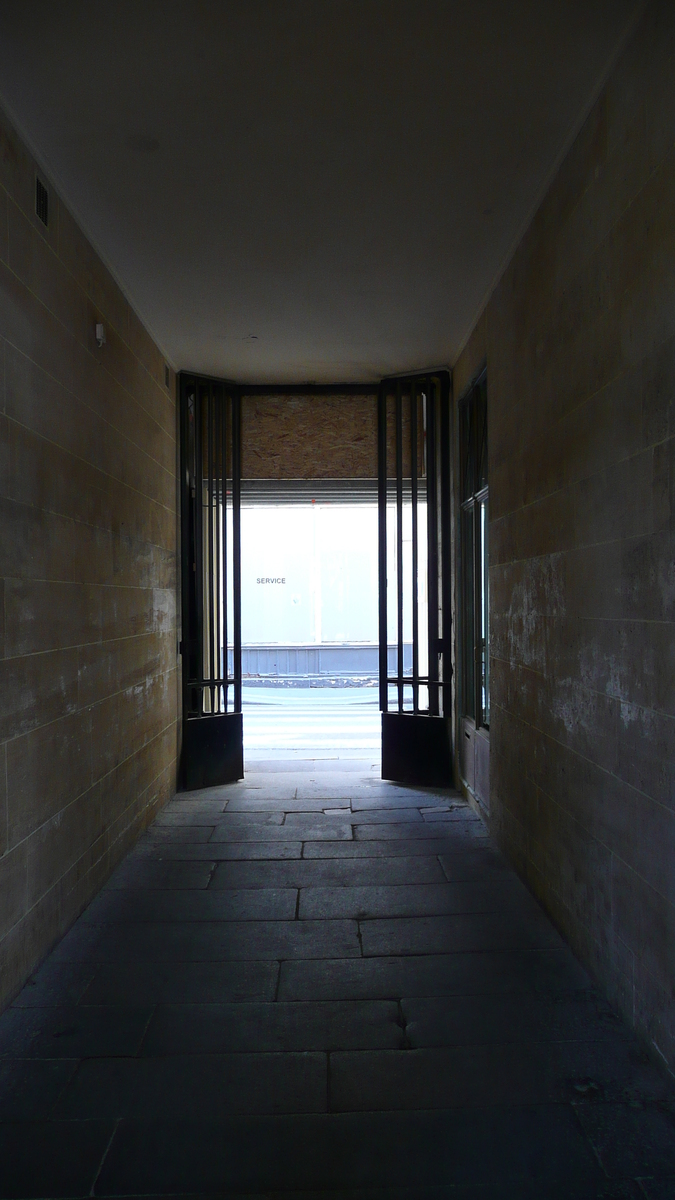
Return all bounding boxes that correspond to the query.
[1,760,675,1197]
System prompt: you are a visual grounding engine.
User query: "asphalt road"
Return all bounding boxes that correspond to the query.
[242,686,380,756]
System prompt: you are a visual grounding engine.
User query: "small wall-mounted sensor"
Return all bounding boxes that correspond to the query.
[95,323,106,348]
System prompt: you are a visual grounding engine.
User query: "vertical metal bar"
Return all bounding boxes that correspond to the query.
[474,499,481,726]
[221,390,228,712]
[377,383,388,713]
[232,391,242,715]
[395,380,404,713]
[194,383,205,715]
[214,388,222,713]
[426,376,439,715]
[440,372,452,722]
[207,384,215,713]
[179,374,191,734]
[410,379,419,714]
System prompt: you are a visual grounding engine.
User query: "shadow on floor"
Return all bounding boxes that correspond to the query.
[1,759,674,1197]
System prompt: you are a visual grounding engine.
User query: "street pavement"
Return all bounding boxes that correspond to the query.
[243,685,381,757]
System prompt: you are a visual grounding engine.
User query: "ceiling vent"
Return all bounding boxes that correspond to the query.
[35,177,49,227]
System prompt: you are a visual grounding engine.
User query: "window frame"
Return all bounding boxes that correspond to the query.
[459,370,489,731]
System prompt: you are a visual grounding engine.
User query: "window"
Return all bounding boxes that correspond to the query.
[460,371,489,728]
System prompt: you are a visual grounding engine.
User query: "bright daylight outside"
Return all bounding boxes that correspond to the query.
[240,500,425,758]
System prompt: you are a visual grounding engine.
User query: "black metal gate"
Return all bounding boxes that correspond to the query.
[378,371,453,786]
[180,373,243,788]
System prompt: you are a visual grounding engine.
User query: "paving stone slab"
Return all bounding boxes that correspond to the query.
[225,796,352,812]
[92,1189,638,1200]
[231,780,354,801]
[210,856,447,890]
[638,1180,675,1200]
[283,811,362,826]
[438,849,510,880]
[422,809,477,822]
[350,795,464,811]
[58,1052,328,1119]
[338,808,425,823]
[297,881,534,920]
[0,1058,78,1119]
[359,911,564,957]
[329,1040,672,1111]
[209,820,353,842]
[81,960,280,1005]
[256,782,360,800]
[400,992,632,1048]
[82,887,298,923]
[174,783,244,801]
[573,1100,675,1178]
[95,1107,604,1194]
[154,810,285,827]
[10,961,96,1008]
[0,1119,114,1199]
[355,821,487,841]
[141,1000,403,1054]
[213,811,289,825]
[0,1004,152,1058]
[104,859,216,889]
[350,806,468,822]
[125,1187,648,1200]
[279,948,592,1001]
[351,787,463,804]
[165,798,229,813]
[142,826,216,843]
[133,840,304,860]
[189,1179,647,1200]
[302,839,485,859]
[53,919,361,963]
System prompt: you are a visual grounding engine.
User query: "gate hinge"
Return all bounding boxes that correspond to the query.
[434,637,451,656]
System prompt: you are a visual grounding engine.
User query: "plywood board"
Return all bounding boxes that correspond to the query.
[242,392,425,480]
[242,394,378,480]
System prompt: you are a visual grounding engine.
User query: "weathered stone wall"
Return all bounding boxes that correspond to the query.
[452,312,486,405]
[0,109,179,1007]
[455,1,675,1066]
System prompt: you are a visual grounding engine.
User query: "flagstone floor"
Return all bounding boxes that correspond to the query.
[1,759,675,1197]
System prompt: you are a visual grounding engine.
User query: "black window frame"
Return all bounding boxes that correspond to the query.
[459,369,489,731]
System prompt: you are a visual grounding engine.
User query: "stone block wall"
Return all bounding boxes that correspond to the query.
[0,109,179,1007]
[454,0,675,1066]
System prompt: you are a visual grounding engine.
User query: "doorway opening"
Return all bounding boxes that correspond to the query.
[240,489,425,759]
[179,373,451,787]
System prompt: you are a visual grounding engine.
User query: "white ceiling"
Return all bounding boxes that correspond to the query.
[0,1,638,382]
